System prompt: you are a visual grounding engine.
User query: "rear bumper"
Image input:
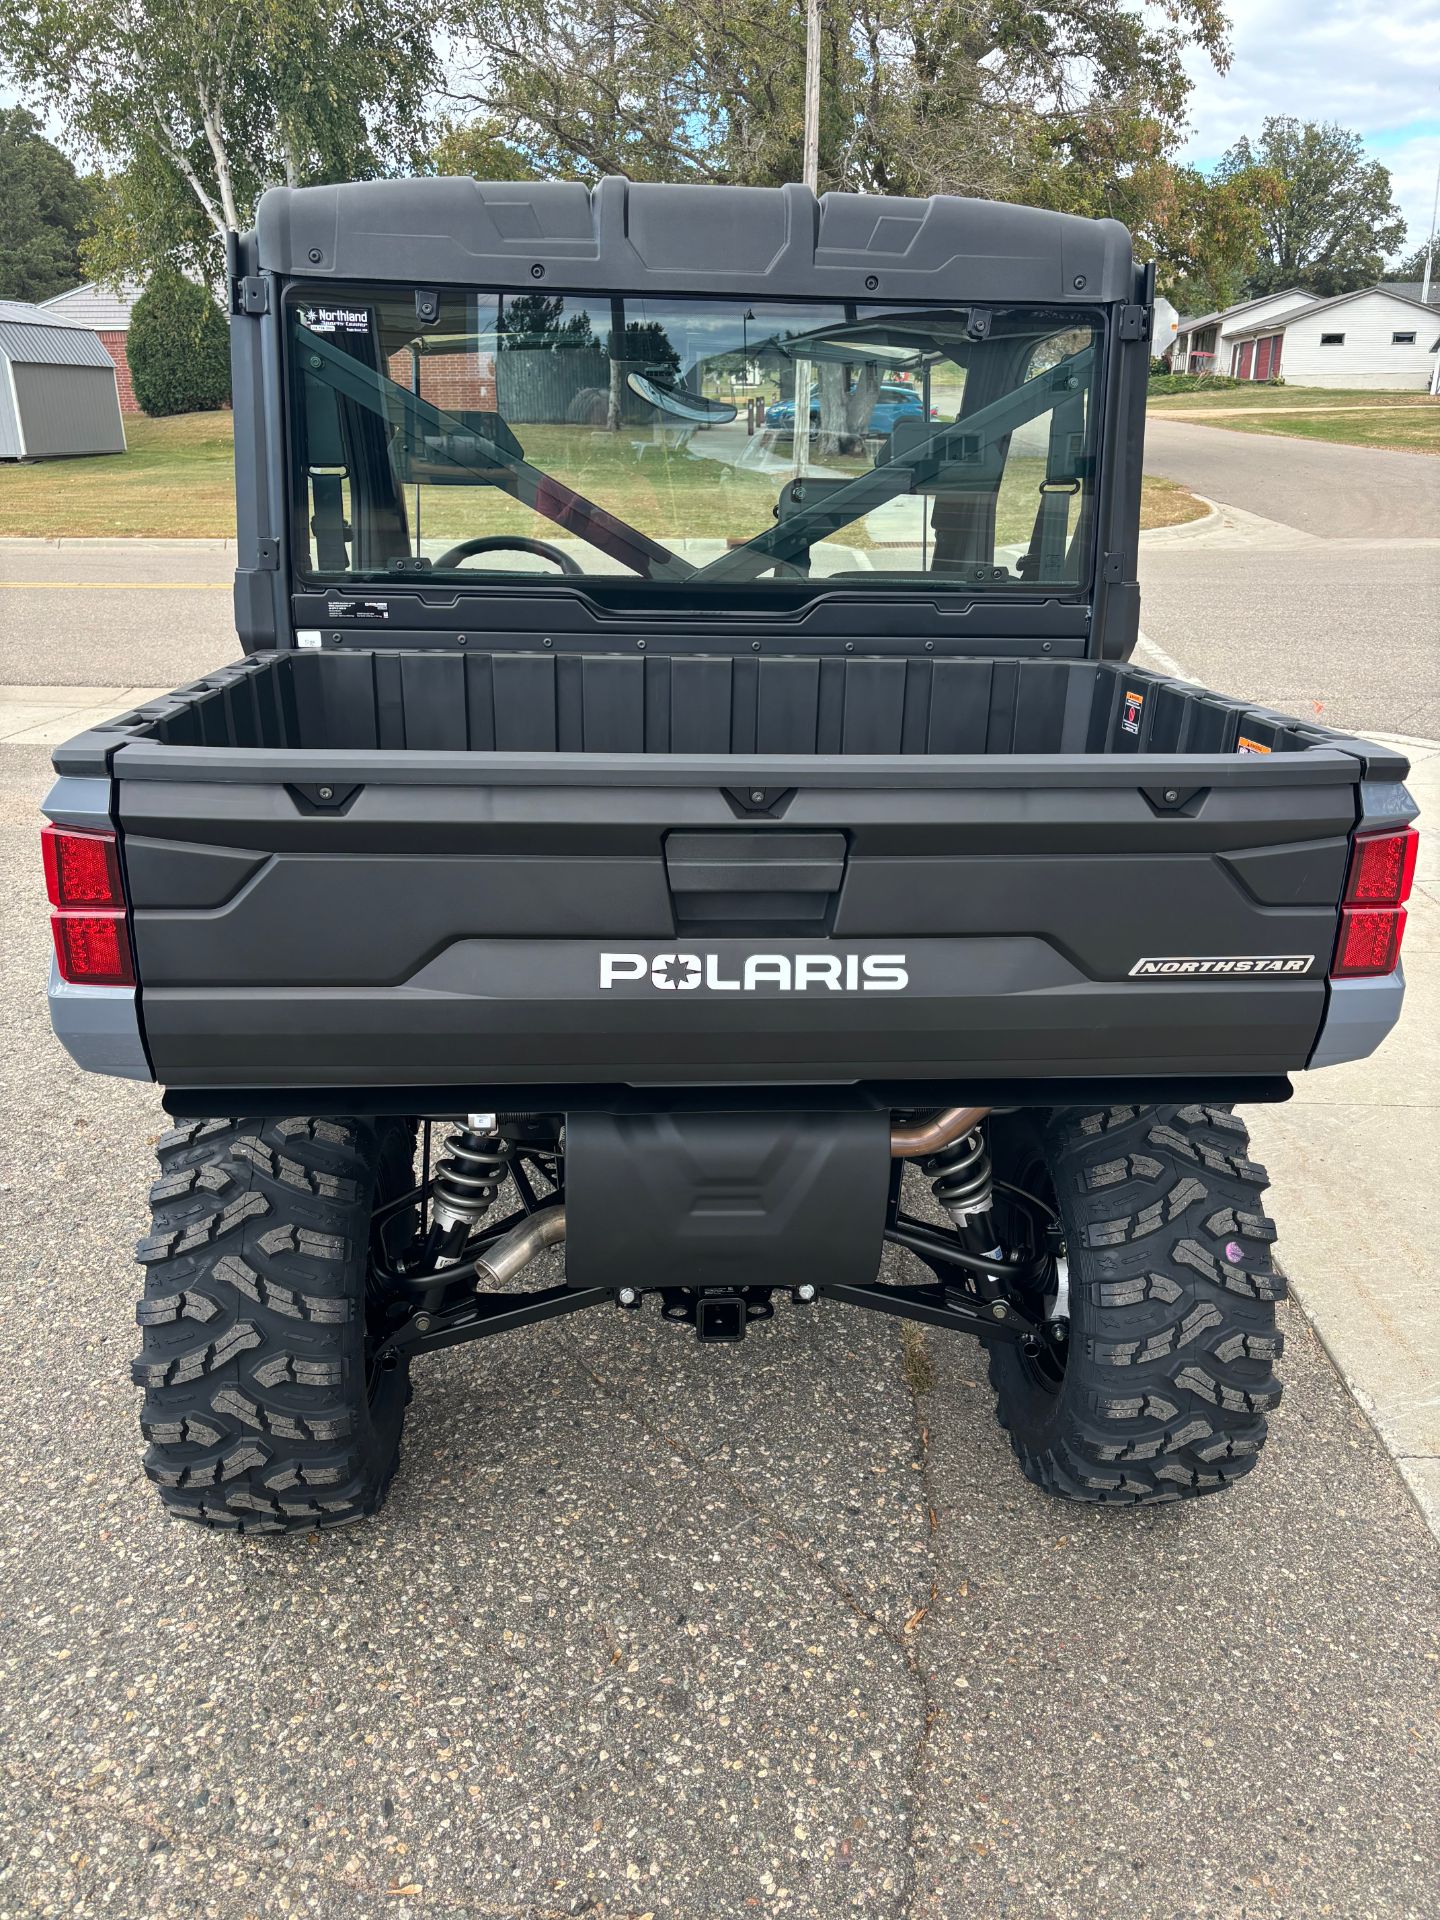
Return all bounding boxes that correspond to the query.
[137,933,1329,1088]
[1309,966,1406,1068]
[47,960,151,1081]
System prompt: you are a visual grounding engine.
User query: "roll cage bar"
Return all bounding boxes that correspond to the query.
[295,319,1096,587]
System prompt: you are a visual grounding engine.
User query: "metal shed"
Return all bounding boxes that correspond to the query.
[0,300,127,459]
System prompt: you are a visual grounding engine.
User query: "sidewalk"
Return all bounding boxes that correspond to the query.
[1245,732,1440,1534]
[0,682,170,747]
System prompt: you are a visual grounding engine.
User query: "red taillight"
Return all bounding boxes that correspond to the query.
[1333,905,1407,978]
[1345,825,1418,906]
[41,824,134,985]
[50,911,134,986]
[1331,824,1418,978]
[41,824,124,907]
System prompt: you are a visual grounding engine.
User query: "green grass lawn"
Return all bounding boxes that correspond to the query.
[0,411,238,538]
[1188,406,1440,454]
[1149,383,1438,411]
[0,408,1207,543]
[411,421,871,544]
[1146,383,1440,454]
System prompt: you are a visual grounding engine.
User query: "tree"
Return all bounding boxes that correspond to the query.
[126,268,231,414]
[431,116,531,183]
[1144,163,1283,314]
[451,0,1230,204]
[499,291,597,348]
[1217,118,1406,299]
[0,0,445,284]
[0,106,100,303]
[1386,243,1435,283]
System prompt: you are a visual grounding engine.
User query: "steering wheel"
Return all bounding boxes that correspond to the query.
[432,535,582,575]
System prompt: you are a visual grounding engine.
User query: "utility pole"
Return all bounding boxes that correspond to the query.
[1421,150,1439,307]
[795,0,822,476]
[802,0,821,194]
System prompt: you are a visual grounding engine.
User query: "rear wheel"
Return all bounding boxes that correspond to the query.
[134,1117,416,1532]
[988,1103,1284,1504]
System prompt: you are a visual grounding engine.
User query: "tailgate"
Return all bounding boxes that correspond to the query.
[111,741,1363,1092]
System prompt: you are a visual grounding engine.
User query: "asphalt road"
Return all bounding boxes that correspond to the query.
[2,427,1440,1918]
[2,753,1438,1918]
[1138,421,1440,738]
[1141,417,1440,542]
[0,542,233,687]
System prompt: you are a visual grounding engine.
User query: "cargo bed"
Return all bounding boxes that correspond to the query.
[53,648,1386,762]
[50,651,1409,1101]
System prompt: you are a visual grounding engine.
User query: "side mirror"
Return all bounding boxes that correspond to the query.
[626,371,738,425]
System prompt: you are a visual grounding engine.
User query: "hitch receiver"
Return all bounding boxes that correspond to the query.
[695,1292,747,1343]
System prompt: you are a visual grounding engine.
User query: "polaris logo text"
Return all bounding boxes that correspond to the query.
[1129,954,1314,978]
[600,952,909,992]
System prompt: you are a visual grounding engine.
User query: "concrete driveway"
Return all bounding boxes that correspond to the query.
[2,523,1439,1919]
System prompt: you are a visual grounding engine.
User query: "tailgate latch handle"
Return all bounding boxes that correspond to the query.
[664,831,847,929]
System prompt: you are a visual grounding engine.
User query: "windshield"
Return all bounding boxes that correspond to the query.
[286,290,1102,594]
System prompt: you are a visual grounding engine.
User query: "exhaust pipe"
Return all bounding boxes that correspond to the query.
[890,1105,991,1159]
[473,1206,567,1287]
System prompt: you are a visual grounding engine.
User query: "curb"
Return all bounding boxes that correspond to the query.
[1289,1287,1440,1544]
[1363,730,1440,754]
[0,535,235,552]
[1137,492,1222,544]
[5,502,1223,558]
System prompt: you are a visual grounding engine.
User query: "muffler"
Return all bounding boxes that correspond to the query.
[473,1107,992,1295]
[563,1108,892,1294]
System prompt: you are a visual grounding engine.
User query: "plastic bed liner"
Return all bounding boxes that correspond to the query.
[94,651,1340,762]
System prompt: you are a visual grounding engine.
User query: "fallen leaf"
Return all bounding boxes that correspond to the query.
[903,1607,928,1633]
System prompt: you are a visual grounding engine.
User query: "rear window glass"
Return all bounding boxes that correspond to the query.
[287,290,1102,597]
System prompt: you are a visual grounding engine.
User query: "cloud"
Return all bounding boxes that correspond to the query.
[1176,0,1440,248]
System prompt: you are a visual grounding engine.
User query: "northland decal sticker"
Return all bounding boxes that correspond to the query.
[600,952,909,991]
[1129,954,1314,978]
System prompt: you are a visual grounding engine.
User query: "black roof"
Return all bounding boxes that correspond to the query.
[254,176,1135,306]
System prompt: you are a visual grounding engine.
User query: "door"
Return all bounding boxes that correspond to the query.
[1254,336,1272,382]
[11,361,125,456]
[1238,341,1255,380]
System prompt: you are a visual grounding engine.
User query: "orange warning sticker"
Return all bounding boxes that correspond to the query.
[1121,689,1144,736]
[1236,736,1272,754]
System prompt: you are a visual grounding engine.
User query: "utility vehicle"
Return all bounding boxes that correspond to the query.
[41,178,1417,1530]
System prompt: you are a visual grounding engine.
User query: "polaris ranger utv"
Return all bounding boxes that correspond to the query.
[42,179,1418,1531]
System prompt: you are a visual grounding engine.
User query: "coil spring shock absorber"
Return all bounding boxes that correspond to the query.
[427,1114,508,1261]
[925,1124,1004,1260]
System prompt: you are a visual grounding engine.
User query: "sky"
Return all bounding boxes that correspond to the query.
[4,3,1440,258]
[1176,0,1440,256]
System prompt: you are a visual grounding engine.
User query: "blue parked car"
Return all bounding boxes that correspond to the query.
[764,382,934,434]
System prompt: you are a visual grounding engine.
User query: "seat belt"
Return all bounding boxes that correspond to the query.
[311,472,349,571]
[1021,390,1086,580]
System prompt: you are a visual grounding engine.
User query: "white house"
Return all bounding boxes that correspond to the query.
[1224,287,1440,390]
[1172,289,1318,374]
